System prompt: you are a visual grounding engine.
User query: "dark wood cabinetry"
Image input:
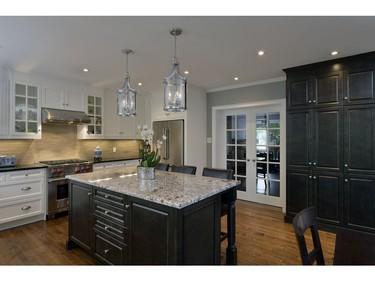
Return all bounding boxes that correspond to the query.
[285,51,375,233]
[67,182,93,252]
[67,180,226,265]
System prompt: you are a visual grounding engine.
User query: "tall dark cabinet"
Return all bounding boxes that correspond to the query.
[285,51,375,233]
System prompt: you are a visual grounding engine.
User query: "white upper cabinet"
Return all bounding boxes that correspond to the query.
[42,85,85,112]
[10,72,42,139]
[103,91,145,139]
[0,79,9,137]
[77,91,104,139]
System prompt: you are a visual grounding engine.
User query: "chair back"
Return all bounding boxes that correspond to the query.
[292,206,325,265]
[155,163,169,171]
[202,167,233,179]
[171,165,197,175]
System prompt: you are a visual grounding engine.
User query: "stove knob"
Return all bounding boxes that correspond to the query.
[52,169,58,176]
[75,167,81,173]
[86,165,92,172]
[58,168,64,175]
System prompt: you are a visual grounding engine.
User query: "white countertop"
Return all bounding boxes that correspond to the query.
[67,166,239,209]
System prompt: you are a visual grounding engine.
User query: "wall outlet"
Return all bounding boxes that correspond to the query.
[113,147,116,153]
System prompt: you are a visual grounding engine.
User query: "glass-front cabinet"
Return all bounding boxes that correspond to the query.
[77,92,104,139]
[11,79,41,139]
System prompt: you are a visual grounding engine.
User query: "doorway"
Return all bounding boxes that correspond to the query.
[212,100,286,211]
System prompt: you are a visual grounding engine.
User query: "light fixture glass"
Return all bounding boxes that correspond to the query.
[163,27,187,112]
[117,49,137,117]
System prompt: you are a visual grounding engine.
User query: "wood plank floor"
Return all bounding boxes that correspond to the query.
[0,200,336,265]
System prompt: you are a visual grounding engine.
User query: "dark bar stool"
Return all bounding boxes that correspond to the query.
[171,165,197,175]
[155,163,170,171]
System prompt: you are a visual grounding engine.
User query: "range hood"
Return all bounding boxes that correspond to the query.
[41,108,91,124]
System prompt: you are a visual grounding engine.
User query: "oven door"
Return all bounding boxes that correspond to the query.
[48,178,69,218]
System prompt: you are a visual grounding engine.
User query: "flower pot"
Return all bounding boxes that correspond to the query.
[137,166,155,180]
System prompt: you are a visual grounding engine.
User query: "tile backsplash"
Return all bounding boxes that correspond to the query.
[0,124,141,165]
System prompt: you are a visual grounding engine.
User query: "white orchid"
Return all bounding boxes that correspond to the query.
[137,125,167,167]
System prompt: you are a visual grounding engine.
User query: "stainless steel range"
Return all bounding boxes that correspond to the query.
[39,159,93,219]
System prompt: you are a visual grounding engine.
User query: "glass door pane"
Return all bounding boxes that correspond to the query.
[225,114,247,192]
[255,112,281,197]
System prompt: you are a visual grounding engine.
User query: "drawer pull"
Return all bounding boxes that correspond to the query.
[104,226,109,230]
[125,204,130,209]
[88,192,92,196]
[104,195,110,199]
[21,186,32,191]
[104,210,110,215]
[104,249,110,254]
[21,205,31,211]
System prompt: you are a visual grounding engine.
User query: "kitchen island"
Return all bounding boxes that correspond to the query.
[66,166,238,265]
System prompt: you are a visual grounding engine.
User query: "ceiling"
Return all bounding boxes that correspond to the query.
[1,16,375,95]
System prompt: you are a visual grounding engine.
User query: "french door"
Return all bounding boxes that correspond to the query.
[223,104,284,208]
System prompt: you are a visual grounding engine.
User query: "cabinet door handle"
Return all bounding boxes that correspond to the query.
[104,226,109,230]
[313,162,316,166]
[21,186,32,191]
[344,96,348,100]
[104,195,110,199]
[21,205,31,210]
[344,164,348,167]
[344,179,348,182]
[125,204,130,209]
[88,192,92,196]
[104,249,110,254]
[104,210,109,215]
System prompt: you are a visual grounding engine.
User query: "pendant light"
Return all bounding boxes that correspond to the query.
[163,27,187,112]
[117,49,137,116]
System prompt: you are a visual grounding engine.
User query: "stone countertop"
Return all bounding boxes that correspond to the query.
[0,163,47,173]
[93,157,139,164]
[67,166,239,209]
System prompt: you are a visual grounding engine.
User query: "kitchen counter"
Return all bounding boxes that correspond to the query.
[0,163,47,173]
[92,157,139,163]
[67,165,238,265]
[67,165,239,209]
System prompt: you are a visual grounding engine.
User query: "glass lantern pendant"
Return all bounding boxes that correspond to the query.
[117,49,137,117]
[163,27,187,112]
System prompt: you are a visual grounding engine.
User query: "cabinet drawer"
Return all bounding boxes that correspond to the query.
[0,197,43,224]
[0,180,43,203]
[94,231,127,265]
[6,169,45,182]
[94,188,127,208]
[94,200,128,226]
[93,215,128,243]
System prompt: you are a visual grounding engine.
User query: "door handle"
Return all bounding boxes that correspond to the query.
[163,127,169,160]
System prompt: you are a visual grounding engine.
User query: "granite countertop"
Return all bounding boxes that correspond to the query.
[93,157,140,163]
[0,163,47,172]
[67,166,239,209]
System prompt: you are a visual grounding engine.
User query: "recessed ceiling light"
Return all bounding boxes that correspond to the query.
[258,50,265,56]
[184,70,189,75]
[331,50,339,56]
[138,82,142,86]
[234,77,239,81]
[82,68,89,72]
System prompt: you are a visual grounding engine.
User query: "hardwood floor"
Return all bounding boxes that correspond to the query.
[0,200,336,265]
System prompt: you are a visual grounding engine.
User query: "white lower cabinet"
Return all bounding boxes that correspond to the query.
[0,168,46,231]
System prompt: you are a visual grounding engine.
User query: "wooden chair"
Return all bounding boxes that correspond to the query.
[155,163,169,171]
[202,167,234,242]
[171,165,197,175]
[292,206,325,265]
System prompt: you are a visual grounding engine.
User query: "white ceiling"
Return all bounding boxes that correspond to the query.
[1,16,375,95]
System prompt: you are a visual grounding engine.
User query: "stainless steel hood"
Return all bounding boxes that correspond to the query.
[41,108,91,124]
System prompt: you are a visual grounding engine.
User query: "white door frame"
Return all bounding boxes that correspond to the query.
[212,98,286,213]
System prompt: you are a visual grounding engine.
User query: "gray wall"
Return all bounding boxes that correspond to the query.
[206,79,286,166]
